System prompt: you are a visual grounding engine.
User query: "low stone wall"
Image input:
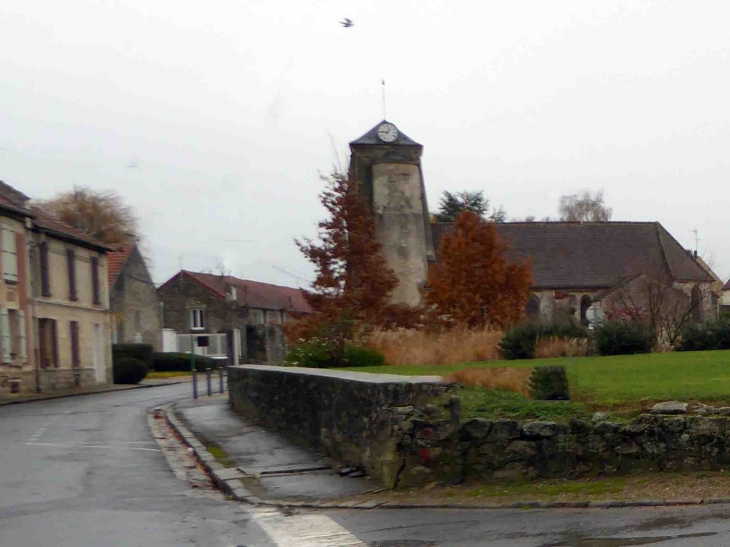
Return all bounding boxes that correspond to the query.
[229,365,730,489]
[228,365,450,487]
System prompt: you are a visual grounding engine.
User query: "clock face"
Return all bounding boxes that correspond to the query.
[377,123,398,143]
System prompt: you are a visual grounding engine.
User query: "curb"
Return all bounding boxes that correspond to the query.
[161,402,730,512]
[0,381,182,407]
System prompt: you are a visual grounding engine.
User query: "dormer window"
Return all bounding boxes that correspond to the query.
[230,286,237,301]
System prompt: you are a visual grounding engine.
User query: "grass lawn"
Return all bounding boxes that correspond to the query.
[344,349,730,410]
[147,371,194,379]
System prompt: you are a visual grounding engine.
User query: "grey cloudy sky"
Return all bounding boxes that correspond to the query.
[1,1,729,286]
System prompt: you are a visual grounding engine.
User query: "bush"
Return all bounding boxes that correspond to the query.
[113,344,153,368]
[286,341,386,368]
[528,366,570,400]
[445,367,533,395]
[151,352,219,372]
[677,319,730,351]
[113,357,148,384]
[343,345,386,368]
[594,322,654,356]
[500,323,588,360]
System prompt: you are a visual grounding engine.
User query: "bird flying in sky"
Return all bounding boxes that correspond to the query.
[341,18,353,28]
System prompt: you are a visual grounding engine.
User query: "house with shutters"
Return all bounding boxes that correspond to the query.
[107,242,161,349]
[0,178,113,396]
[157,270,310,364]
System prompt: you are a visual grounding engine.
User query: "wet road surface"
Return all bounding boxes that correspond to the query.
[3,382,730,546]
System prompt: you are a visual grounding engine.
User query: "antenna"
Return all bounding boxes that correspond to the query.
[381,79,386,120]
[689,229,699,256]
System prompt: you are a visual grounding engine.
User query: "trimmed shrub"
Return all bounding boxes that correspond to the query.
[677,319,730,352]
[112,344,153,368]
[500,323,588,360]
[113,357,148,384]
[594,321,654,356]
[343,345,386,368]
[286,341,386,368]
[151,352,219,372]
[529,366,570,400]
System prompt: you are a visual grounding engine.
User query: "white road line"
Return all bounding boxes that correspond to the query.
[252,510,368,547]
[26,442,161,452]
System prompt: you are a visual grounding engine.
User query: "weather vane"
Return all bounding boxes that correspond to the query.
[382,79,386,120]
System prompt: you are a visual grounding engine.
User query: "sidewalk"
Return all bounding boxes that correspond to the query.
[0,376,191,406]
[173,396,375,501]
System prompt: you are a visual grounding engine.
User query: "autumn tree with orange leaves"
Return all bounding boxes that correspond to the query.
[425,211,532,329]
[289,171,404,355]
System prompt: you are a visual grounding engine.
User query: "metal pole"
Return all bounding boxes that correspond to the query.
[206,367,212,397]
[191,336,197,399]
[219,365,225,394]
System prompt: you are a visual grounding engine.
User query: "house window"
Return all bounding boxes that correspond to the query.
[91,256,101,305]
[2,226,17,283]
[525,295,540,321]
[190,309,205,331]
[266,310,279,324]
[580,295,592,325]
[39,241,51,297]
[249,309,264,325]
[135,311,142,331]
[38,318,59,368]
[67,249,77,301]
[70,321,80,368]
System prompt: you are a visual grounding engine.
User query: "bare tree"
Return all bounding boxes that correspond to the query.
[559,190,612,222]
[37,186,139,245]
[601,271,714,348]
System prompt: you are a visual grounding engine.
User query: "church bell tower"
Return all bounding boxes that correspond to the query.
[349,120,434,306]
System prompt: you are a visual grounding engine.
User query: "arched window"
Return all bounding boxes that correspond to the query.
[691,285,702,323]
[580,295,592,325]
[525,295,540,321]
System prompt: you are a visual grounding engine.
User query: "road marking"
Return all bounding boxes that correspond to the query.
[251,509,368,547]
[26,442,161,452]
[27,415,58,442]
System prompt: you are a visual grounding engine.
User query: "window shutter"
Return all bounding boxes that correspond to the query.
[0,309,11,363]
[67,249,77,301]
[39,242,51,297]
[70,321,80,367]
[50,319,59,367]
[2,228,17,282]
[91,256,100,305]
[18,310,26,362]
[38,319,47,367]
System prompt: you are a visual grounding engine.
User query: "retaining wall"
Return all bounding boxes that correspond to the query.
[229,365,730,489]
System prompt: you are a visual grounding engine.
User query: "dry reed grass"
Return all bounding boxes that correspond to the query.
[362,327,502,366]
[534,337,590,359]
[445,367,534,395]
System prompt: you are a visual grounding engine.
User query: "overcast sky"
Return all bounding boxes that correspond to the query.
[1,1,729,286]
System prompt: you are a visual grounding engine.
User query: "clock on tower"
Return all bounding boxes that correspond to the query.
[348,120,434,306]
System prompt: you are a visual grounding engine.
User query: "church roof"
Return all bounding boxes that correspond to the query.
[349,120,422,147]
[431,221,714,290]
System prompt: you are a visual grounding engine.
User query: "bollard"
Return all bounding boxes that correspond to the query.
[206,367,212,397]
[219,366,225,394]
[192,369,198,399]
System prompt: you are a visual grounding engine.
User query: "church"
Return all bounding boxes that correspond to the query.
[348,121,719,324]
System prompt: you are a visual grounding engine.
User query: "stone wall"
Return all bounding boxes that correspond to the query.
[0,368,96,394]
[110,247,161,350]
[228,365,449,487]
[229,365,730,489]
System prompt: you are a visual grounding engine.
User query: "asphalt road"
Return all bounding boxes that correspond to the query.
[3,383,730,547]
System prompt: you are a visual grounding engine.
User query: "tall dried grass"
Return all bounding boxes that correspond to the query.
[534,337,590,359]
[445,367,533,395]
[361,327,502,366]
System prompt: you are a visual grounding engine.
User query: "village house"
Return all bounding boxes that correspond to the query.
[0,180,113,395]
[157,270,310,364]
[108,242,161,349]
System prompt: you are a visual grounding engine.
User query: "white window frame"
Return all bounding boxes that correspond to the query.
[249,309,264,325]
[18,310,26,362]
[190,309,205,331]
[0,308,10,363]
[2,226,17,283]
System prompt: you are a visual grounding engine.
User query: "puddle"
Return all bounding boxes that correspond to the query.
[538,531,716,547]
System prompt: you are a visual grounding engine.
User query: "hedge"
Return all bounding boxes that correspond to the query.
[112,344,153,368]
[151,352,219,372]
[113,357,148,384]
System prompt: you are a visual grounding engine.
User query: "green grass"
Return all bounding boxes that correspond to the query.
[456,387,589,422]
[147,371,194,379]
[463,477,627,498]
[345,349,730,406]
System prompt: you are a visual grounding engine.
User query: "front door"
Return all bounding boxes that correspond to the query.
[93,324,105,383]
